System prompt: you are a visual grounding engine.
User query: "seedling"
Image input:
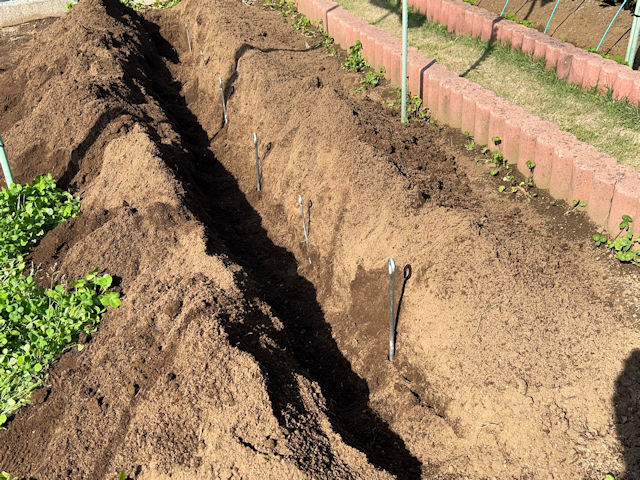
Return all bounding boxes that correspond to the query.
[359,66,385,91]
[593,216,640,264]
[219,77,228,124]
[253,133,261,191]
[185,23,192,54]
[498,185,506,192]
[490,169,499,176]
[342,41,369,72]
[465,140,475,151]
[491,136,502,146]
[388,258,396,362]
[481,147,489,154]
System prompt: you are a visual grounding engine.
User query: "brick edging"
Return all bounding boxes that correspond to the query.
[296,0,640,236]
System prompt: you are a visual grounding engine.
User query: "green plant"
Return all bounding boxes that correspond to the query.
[481,146,489,154]
[359,66,386,91]
[343,40,369,72]
[0,473,16,480]
[465,140,475,151]
[498,185,506,192]
[593,215,640,263]
[586,46,629,66]
[491,136,501,145]
[0,176,119,427]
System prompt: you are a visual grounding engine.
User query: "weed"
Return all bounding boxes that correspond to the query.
[502,13,533,28]
[481,147,489,154]
[593,215,640,263]
[0,176,119,426]
[343,40,369,72]
[491,136,501,145]
[498,185,506,192]
[586,46,629,66]
[465,140,475,151]
[359,66,386,91]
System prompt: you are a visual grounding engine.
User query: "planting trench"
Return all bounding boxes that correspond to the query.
[2,0,640,478]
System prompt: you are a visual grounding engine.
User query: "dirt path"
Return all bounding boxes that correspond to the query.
[0,0,639,478]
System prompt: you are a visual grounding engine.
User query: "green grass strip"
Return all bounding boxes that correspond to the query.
[0,175,120,426]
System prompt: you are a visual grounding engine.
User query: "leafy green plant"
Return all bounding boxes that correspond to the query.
[465,140,475,151]
[491,136,501,145]
[502,13,533,28]
[342,40,369,72]
[593,215,640,264]
[481,146,489,154]
[0,176,119,427]
[0,473,16,480]
[359,66,386,91]
[586,46,629,66]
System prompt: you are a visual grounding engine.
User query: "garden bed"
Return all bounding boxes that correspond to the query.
[0,0,640,478]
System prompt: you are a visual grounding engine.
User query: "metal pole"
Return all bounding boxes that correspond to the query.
[544,0,561,34]
[500,0,511,17]
[388,257,396,361]
[625,1,640,66]
[253,133,261,191]
[597,0,627,51]
[0,134,15,188]
[401,0,408,123]
[185,23,192,54]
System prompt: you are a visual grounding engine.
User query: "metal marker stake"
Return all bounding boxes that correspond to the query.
[298,195,309,244]
[253,133,261,191]
[0,134,15,187]
[200,50,206,66]
[388,257,396,361]
[219,77,228,124]
[185,23,192,54]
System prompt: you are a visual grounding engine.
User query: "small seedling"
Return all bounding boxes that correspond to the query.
[502,175,514,182]
[498,185,506,192]
[491,136,502,145]
[511,186,518,193]
[593,216,640,264]
[464,131,470,136]
[465,140,475,151]
[490,169,499,176]
[481,147,489,154]
[359,66,385,91]
[342,40,369,72]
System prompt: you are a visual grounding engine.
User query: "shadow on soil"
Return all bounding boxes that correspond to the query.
[614,349,640,478]
[133,10,423,480]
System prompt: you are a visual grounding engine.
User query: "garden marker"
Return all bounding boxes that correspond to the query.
[219,77,228,124]
[400,0,408,123]
[388,257,396,361]
[0,134,14,187]
[253,133,261,191]
[185,23,192,54]
[200,50,206,66]
[298,195,309,244]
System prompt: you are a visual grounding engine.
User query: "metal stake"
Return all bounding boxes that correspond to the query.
[401,0,408,123]
[200,50,206,66]
[298,195,309,244]
[253,133,261,191]
[219,77,228,124]
[185,23,192,54]
[0,134,15,188]
[388,257,396,361]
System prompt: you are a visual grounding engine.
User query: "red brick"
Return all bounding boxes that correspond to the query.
[407,49,434,97]
[454,4,470,35]
[462,8,475,36]
[581,55,604,91]
[481,12,499,41]
[496,20,516,46]
[359,25,378,67]
[383,39,403,85]
[374,31,395,74]
[473,92,496,146]
[533,33,550,60]
[431,0,443,22]
[608,166,640,236]
[532,128,560,190]
[441,0,453,30]
[598,60,625,94]
[555,44,577,80]
[501,105,528,165]
[471,9,485,38]
[548,133,581,200]
[420,61,442,108]
[460,82,483,136]
[629,75,640,105]
[437,79,454,123]
[587,159,620,226]
[613,69,636,101]
[509,24,528,51]
[521,29,540,55]
[448,79,470,129]
[487,97,511,153]
[427,67,457,120]
[544,39,567,71]
[570,151,615,210]
[566,50,591,87]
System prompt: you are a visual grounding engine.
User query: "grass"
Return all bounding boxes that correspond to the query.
[0,175,119,427]
[334,0,640,170]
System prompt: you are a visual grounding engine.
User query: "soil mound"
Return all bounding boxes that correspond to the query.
[1,0,640,478]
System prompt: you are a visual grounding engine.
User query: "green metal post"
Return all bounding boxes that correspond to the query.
[401,0,408,123]
[625,0,640,67]
[0,134,14,188]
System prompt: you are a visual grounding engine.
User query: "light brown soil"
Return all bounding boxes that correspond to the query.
[475,0,639,67]
[1,0,640,478]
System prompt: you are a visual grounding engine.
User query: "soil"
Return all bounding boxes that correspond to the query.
[1,0,640,478]
[475,0,640,68]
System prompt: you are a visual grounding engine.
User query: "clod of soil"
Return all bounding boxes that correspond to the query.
[1,0,640,478]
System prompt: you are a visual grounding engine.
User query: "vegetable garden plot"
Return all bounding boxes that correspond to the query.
[1,0,640,478]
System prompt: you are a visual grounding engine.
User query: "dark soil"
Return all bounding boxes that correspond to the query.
[1,0,640,478]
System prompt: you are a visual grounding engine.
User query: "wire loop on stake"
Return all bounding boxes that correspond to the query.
[298,195,309,244]
[253,133,261,191]
[388,257,396,361]
[219,77,228,124]
[185,23,192,54]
